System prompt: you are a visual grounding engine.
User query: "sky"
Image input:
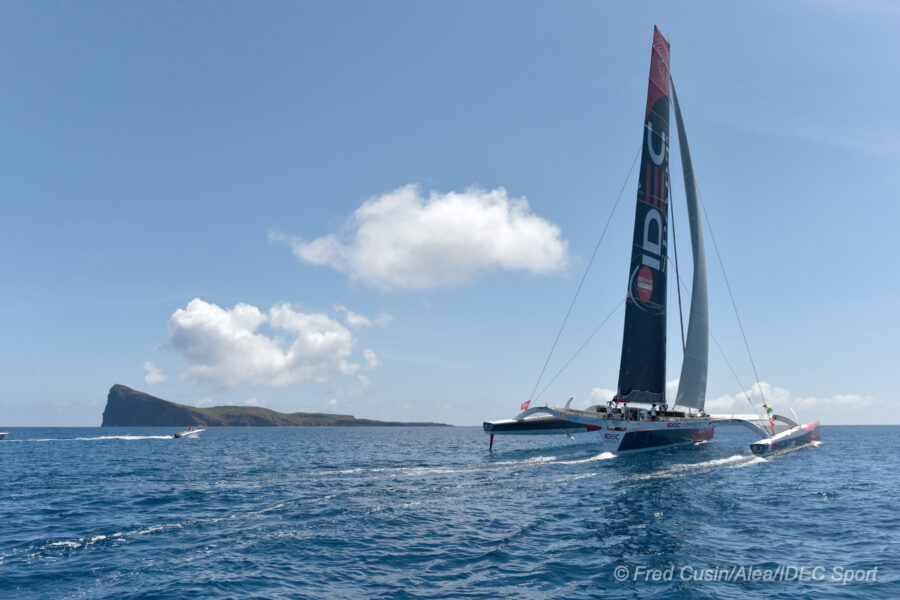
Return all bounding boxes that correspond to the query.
[1,1,898,426]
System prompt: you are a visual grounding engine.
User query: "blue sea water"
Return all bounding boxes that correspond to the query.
[0,425,896,599]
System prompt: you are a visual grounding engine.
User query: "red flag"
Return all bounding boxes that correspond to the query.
[520,400,531,411]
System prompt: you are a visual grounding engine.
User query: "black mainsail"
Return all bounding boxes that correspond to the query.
[617,26,671,405]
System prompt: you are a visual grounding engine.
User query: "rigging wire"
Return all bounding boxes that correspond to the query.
[669,82,768,417]
[668,258,771,431]
[668,85,771,435]
[534,298,625,403]
[709,330,763,422]
[695,187,770,417]
[526,146,641,404]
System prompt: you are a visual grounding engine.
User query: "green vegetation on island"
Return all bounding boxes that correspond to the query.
[101,384,449,427]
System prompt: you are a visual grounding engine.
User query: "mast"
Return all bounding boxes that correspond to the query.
[616,26,671,405]
[672,81,709,411]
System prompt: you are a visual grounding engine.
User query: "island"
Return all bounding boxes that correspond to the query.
[101,384,449,427]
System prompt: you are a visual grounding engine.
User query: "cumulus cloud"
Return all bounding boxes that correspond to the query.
[334,305,393,328]
[706,381,875,415]
[245,398,261,406]
[334,305,372,327]
[590,387,616,404]
[363,348,380,369]
[167,298,380,389]
[666,378,680,400]
[143,361,166,385]
[589,380,873,424]
[196,398,213,407]
[273,184,569,290]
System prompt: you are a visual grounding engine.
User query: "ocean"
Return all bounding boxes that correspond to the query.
[0,425,896,599]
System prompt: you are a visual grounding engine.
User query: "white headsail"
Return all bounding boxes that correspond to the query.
[672,82,709,411]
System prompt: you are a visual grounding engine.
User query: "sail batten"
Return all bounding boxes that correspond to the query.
[616,26,670,404]
[672,81,709,411]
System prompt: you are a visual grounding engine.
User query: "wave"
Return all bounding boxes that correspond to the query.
[554,473,600,483]
[494,455,557,466]
[12,488,352,565]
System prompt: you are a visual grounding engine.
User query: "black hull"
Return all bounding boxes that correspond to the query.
[483,417,589,435]
[618,427,699,452]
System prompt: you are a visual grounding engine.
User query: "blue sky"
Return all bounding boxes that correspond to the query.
[1,1,897,426]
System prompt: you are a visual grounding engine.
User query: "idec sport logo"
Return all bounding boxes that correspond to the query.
[628,88,668,314]
[636,266,653,302]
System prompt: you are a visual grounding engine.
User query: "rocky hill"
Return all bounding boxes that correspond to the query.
[101,384,448,427]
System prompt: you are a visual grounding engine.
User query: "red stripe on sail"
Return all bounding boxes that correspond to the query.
[644,26,670,121]
[642,163,666,210]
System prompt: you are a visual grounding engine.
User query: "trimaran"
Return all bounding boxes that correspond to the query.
[483,26,819,456]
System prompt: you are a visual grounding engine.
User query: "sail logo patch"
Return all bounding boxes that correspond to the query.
[636,266,654,302]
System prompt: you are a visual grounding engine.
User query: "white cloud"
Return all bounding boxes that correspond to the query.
[706,381,875,416]
[273,184,569,290]
[363,348,380,369]
[590,387,616,404]
[328,398,338,408]
[196,398,213,407]
[143,361,166,385]
[333,305,393,329]
[587,380,876,424]
[334,305,372,327]
[245,397,261,406]
[168,298,376,389]
[666,378,679,400]
[357,374,371,387]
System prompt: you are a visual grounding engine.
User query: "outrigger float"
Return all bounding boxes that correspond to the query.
[748,420,820,455]
[483,27,820,456]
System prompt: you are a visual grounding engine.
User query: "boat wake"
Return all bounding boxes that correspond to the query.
[319,452,616,482]
[632,454,766,481]
[495,455,558,465]
[328,454,561,478]
[761,439,822,458]
[10,435,173,443]
[558,452,617,465]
